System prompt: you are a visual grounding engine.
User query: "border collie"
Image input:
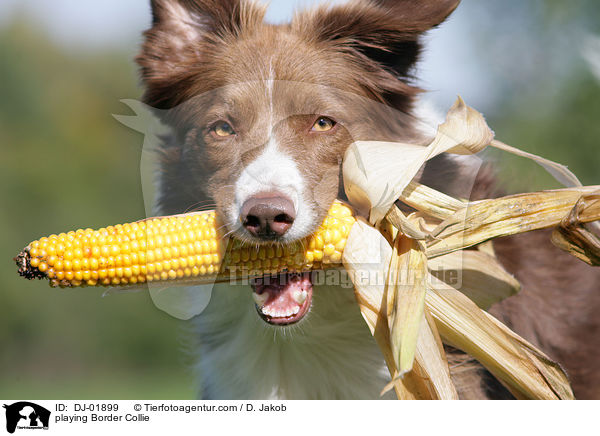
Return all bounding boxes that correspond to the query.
[136,0,600,399]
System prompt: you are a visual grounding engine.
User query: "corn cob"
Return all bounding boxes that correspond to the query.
[15,201,356,288]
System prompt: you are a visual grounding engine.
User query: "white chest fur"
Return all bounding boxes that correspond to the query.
[190,276,393,400]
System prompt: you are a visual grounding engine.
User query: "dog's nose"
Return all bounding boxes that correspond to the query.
[240,194,296,238]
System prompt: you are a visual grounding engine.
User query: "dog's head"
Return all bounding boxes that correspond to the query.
[137,0,458,324]
[138,0,457,239]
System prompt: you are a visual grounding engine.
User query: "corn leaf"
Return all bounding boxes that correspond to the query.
[399,180,466,220]
[425,282,574,399]
[428,250,520,309]
[427,186,600,258]
[386,234,428,374]
[483,312,574,400]
[343,219,450,399]
[386,205,430,240]
[342,97,494,224]
[381,309,458,400]
[414,310,459,399]
[342,219,408,398]
[552,191,600,265]
[437,96,494,156]
[490,139,581,188]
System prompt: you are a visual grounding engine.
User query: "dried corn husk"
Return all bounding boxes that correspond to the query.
[552,191,600,265]
[428,250,520,310]
[425,282,574,399]
[426,186,600,258]
[396,180,600,262]
[343,220,458,399]
[385,206,430,240]
[343,96,587,225]
[400,180,466,220]
[490,139,582,188]
[436,96,494,156]
[381,310,459,399]
[339,96,596,400]
[412,310,458,399]
[386,234,428,374]
[343,219,427,399]
[344,218,572,400]
[483,311,575,400]
[343,97,493,223]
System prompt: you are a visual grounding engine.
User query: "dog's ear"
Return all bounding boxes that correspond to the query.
[363,0,459,31]
[137,0,266,108]
[297,0,458,74]
[294,0,459,107]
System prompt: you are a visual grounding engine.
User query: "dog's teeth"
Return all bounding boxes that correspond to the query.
[260,306,300,318]
[293,290,308,305]
[253,292,268,307]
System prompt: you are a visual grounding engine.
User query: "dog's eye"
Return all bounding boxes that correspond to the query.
[211,121,235,137]
[311,117,336,132]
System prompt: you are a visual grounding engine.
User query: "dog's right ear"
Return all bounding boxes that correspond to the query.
[137,0,266,108]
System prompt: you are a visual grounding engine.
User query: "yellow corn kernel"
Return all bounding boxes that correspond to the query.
[323,244,336,258]
[16,201,355,288]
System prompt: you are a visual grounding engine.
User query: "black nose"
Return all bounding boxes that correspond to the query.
[240,194,296,238]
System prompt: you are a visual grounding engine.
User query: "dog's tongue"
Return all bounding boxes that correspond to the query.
[250,272,313,325]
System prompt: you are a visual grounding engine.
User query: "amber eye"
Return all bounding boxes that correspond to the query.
[211,121,235,137]
[311,117,336,132]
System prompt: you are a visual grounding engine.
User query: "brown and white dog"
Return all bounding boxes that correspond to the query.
[136,0,600,399]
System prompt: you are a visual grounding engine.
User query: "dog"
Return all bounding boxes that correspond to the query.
[136,0,600,399]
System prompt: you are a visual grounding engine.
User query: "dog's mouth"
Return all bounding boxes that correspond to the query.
[250,272,313,325]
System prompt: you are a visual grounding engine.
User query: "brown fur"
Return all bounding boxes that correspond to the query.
[137,0,600,399]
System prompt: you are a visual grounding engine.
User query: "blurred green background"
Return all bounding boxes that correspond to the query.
[0,16,195,399]
[1,1,599,399]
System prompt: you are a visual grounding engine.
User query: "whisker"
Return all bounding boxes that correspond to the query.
[216,222,231,232]
[298,238,307,254]
[221,228,237,239]
[184,200,218,213]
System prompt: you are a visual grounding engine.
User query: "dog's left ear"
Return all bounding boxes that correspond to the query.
[294,0,459,105]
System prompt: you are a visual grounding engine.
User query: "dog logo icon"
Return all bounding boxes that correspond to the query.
[3,402,50,434]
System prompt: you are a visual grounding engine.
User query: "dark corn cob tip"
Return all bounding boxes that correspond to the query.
[14,248,46,280]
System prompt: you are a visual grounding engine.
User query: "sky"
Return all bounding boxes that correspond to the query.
[0,0,349,46]
[0,0,490,111]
